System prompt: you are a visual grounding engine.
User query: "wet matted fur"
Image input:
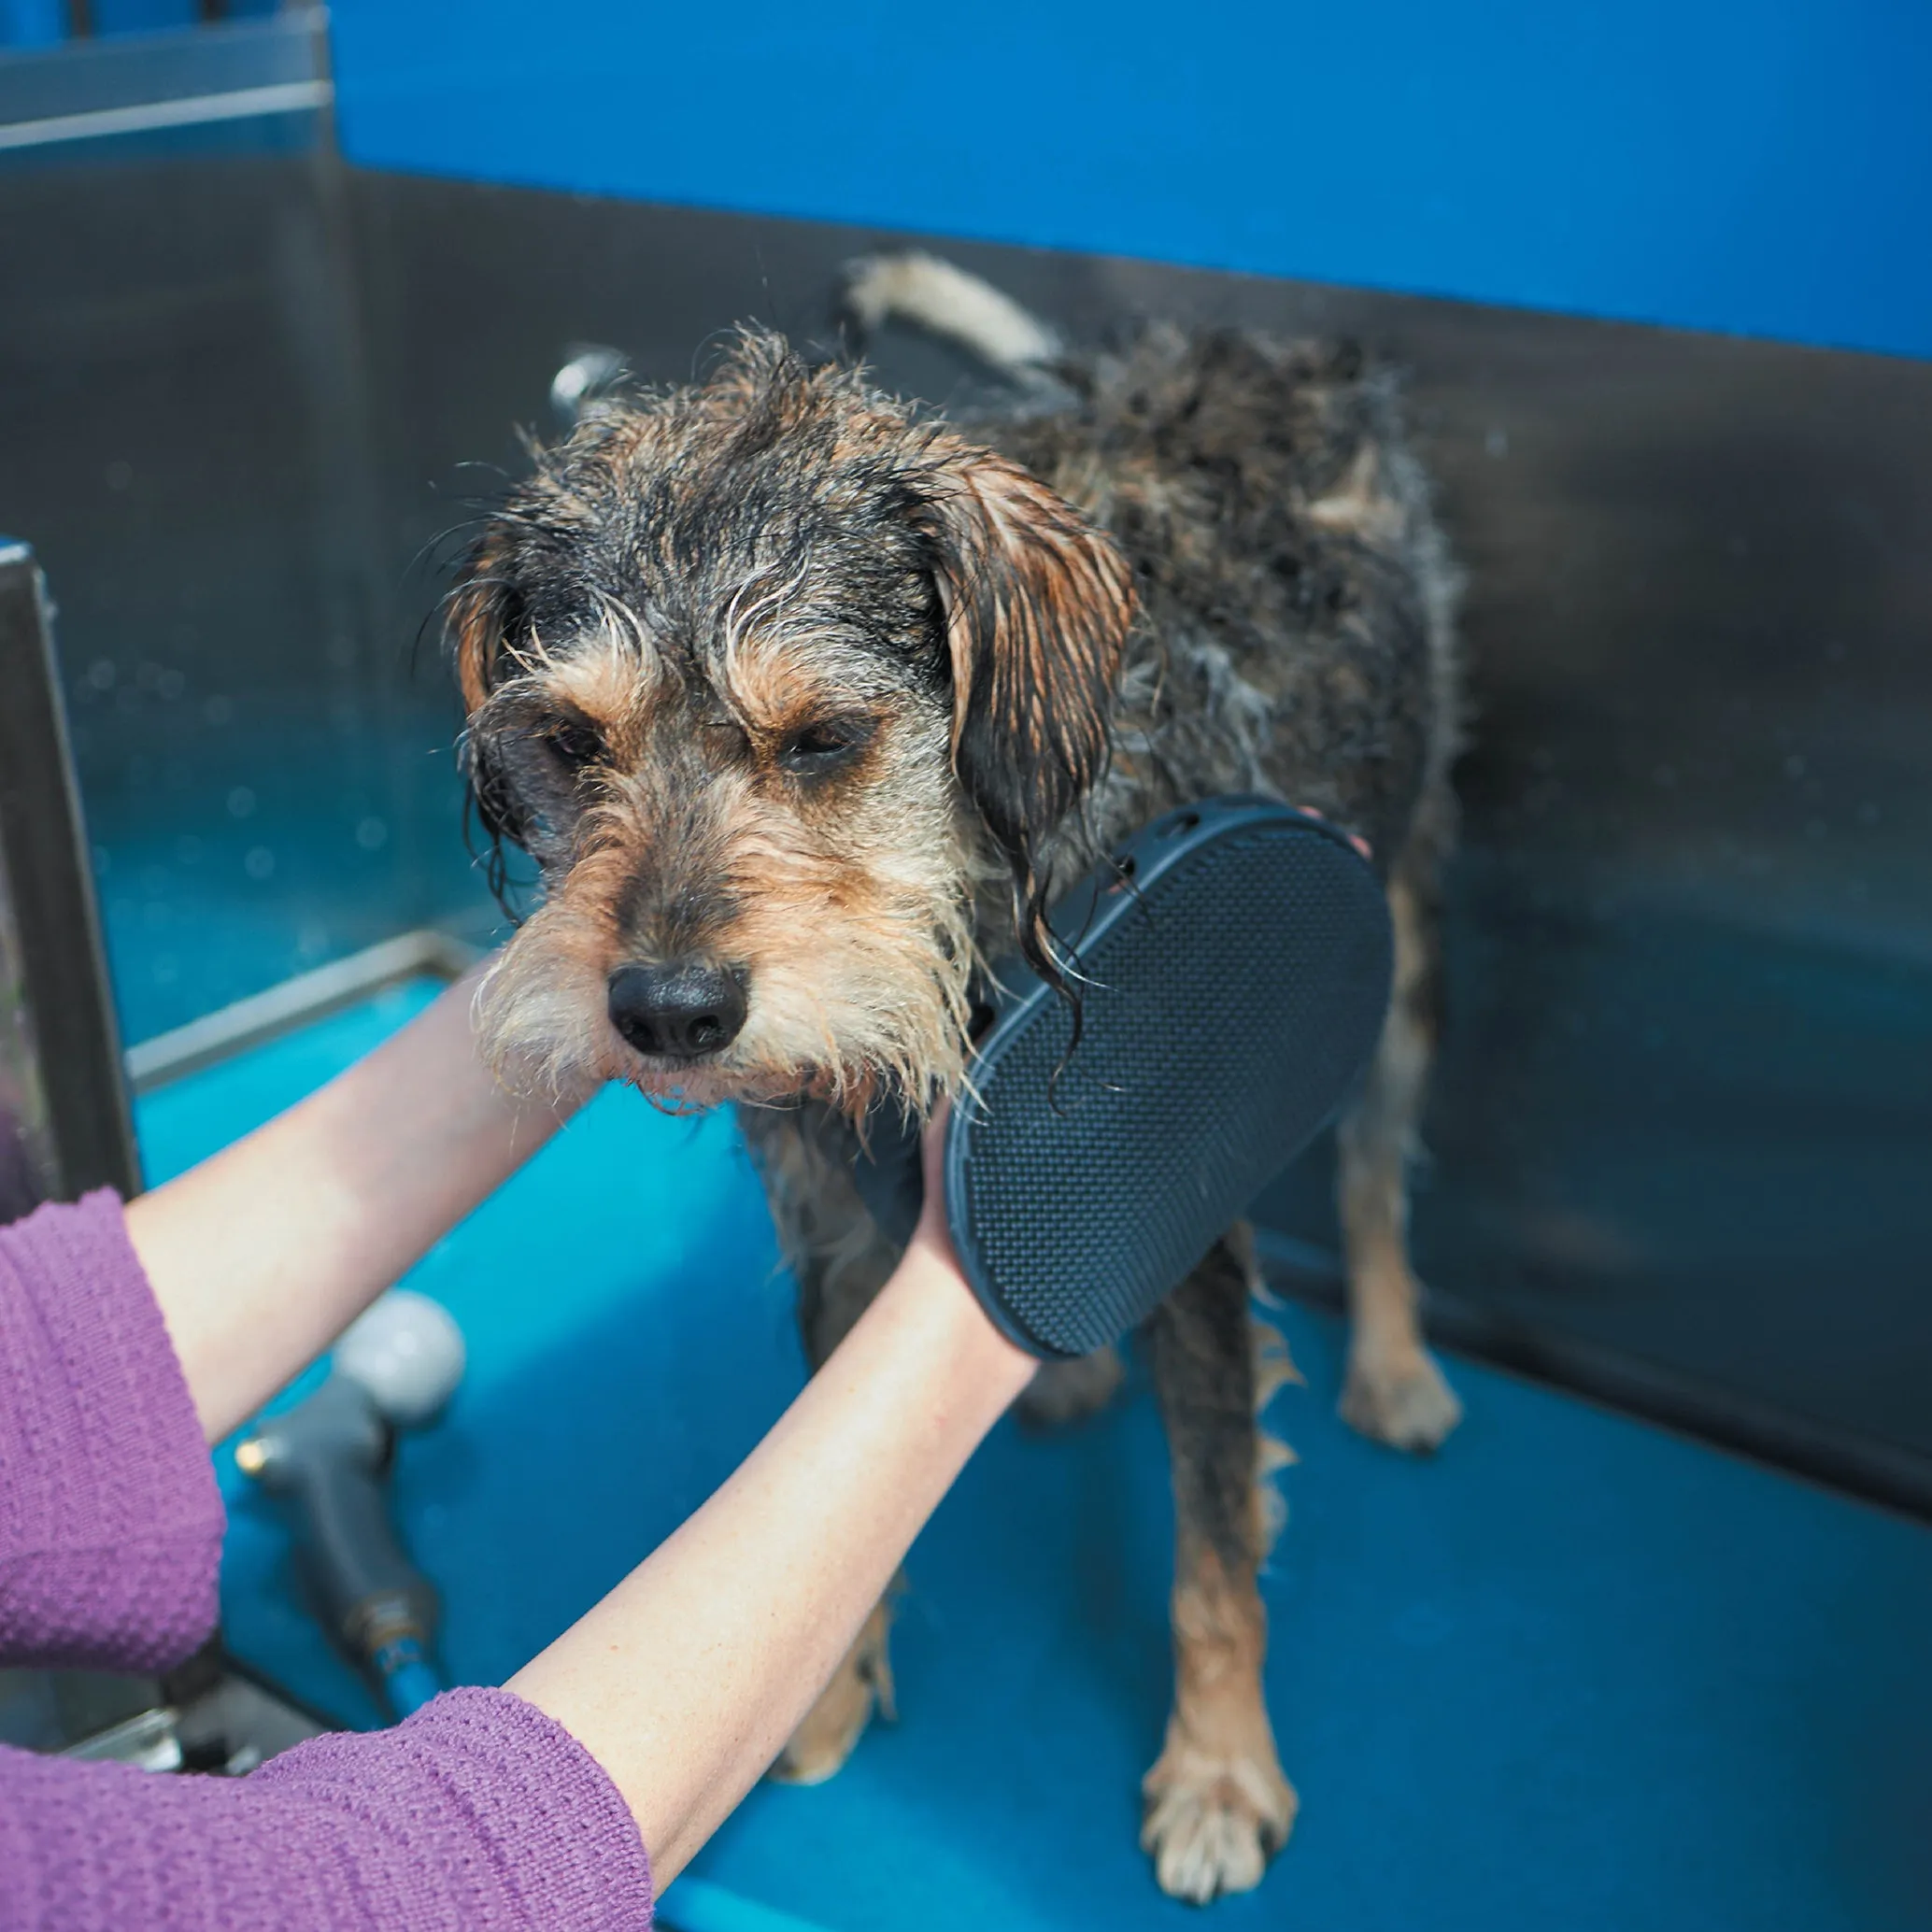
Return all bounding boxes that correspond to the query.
[449,256,1465,1902]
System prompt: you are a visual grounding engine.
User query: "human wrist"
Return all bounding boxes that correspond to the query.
[887,1232,1036,1395]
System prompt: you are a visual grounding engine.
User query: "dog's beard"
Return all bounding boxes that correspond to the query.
[471,849,982,1122]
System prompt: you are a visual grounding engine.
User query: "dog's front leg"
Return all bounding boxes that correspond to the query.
[1140,1227,1298,1902]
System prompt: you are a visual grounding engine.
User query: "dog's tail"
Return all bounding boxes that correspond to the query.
[840,250,1063,378]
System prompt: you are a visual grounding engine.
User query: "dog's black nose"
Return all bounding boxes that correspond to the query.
[607,960,748,1060]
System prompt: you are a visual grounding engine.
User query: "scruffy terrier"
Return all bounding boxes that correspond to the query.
[450,254,1464,1903]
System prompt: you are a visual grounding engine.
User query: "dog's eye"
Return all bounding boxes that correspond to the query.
[545,719,604,770]
[779,717,872,774]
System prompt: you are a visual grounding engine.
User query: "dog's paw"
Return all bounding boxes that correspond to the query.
[769,1601,894,1785]
[1341,1343,1463,1453]
[1141,1735,1298,1903]
[1015,1345,1125,1429]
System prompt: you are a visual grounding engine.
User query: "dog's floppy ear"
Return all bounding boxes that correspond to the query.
[445,538,530,860]
[447,536,519,716]
[915,443,1135,958]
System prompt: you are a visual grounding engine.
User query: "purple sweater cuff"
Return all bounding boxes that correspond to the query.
[0,1686,654,1929]
[0,1189,223,1670]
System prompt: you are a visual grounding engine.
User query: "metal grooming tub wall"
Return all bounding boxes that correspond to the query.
[0,539,163,1758]
[0,540,139,1208]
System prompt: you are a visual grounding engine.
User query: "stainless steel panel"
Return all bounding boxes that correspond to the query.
[0,541,138,1201]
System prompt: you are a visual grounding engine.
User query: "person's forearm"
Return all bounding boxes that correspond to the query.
[126,964,585,1442]
[505,1231,1035,1885]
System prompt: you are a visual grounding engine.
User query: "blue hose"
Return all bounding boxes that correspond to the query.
[372,1634,446,1718]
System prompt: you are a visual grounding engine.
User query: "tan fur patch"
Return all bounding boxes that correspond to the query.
[1251,1313,1301,1557]
[542,618,662,746]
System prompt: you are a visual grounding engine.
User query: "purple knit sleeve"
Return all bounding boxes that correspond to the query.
[0,1685,655,1929]
[0,1190,223,1670]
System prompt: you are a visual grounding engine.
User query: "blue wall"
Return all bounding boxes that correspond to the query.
[0,0,277,45]
[0,0,66,47]
[324,1,1931,360]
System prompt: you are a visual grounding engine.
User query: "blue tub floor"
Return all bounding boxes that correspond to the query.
[135,985,1932,1932]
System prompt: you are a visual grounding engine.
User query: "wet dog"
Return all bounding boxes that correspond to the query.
[449,254,1463,1901]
